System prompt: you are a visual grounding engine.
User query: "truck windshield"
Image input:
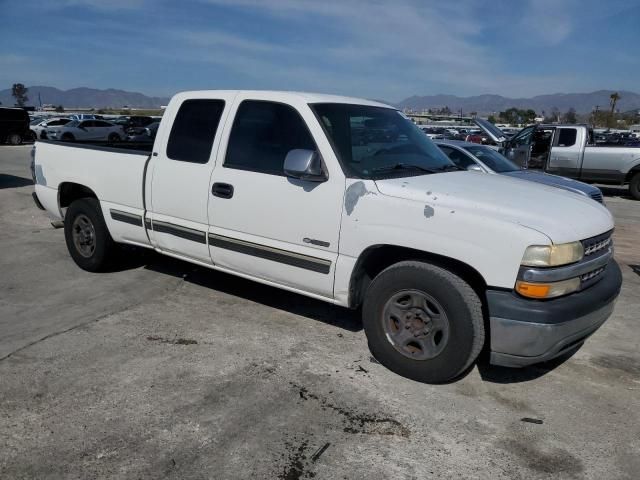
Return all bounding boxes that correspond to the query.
[463,145,519,173]
[311,103,454,178]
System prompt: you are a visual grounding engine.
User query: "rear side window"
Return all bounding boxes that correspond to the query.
[0,108,28,121]
[224,100,316,175]
[557,128,577,147]
[167,99,225,164]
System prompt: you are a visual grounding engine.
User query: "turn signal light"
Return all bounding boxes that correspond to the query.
[515,277,580,299]
[515,282,550,298]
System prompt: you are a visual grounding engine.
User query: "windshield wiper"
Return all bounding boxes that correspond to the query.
[372,163,437,174]
[435,164,465,172]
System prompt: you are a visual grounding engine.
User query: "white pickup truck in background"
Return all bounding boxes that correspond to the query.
[31,90,622,383]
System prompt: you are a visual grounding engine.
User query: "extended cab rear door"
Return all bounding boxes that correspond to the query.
[147,92,235,264]
[207,93,345,298]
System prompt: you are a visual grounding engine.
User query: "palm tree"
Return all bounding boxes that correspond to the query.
[609,92,621,128]
[609,92,620,115]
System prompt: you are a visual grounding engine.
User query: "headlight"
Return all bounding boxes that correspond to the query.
[521,241,583,267]
[516,278,580,299]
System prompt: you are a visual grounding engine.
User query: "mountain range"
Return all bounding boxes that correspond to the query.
[396,90,640,115]
[0,86,169,109]
[1,86,639,115]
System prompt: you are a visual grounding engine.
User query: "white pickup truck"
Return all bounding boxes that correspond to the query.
[31,90,622,383]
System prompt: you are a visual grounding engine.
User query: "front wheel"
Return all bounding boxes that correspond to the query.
[629,172,640,200]
[363,261,485,383]
[64,198,117,272]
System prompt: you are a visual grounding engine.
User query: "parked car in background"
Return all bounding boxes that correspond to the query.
[436,140,604,203]
[30,118,72,139]
[0,107,32,144]
[48,120,124,143]
[68,114,97,121]
[474,120,640,200]
[113,115,156,130]
[126,121,159,143]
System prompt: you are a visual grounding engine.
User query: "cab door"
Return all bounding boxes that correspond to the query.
[76,120,95,140]
[504,126,535,168]
[547,127,582,177]
[147,93,234,264]
[207,95,345,298]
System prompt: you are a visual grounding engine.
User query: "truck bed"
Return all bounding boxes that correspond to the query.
[33,140,151,220]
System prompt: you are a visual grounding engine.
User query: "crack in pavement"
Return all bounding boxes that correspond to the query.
[0,275,186,363]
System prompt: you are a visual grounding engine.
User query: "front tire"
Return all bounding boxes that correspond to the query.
[363,261,485,383]
[64,198,117,272]
[629,172,640,200]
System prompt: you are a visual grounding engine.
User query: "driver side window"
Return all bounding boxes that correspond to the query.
[225,100,317,176]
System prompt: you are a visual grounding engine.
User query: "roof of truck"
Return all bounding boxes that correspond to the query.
[175,90,394,109]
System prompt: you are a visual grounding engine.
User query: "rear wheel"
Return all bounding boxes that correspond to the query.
[61,133,75,142]
[64,198,117,272]
[107,132,121,144]
[363,261,485,383]
[629,172,640,200]
[6,133,22,145]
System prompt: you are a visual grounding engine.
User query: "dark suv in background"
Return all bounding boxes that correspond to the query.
[0,108,32,145]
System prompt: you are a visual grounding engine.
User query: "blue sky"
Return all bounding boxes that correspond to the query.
[1,0,638,102]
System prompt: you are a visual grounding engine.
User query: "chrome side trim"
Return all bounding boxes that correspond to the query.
[209,233,331,274]
[110,209,143,227]
[152,220,207,244]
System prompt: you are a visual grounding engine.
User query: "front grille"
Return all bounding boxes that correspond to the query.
[589,191,604,203]
[582,230,612,257]
[581,267,605,282]
[577,231,613,288]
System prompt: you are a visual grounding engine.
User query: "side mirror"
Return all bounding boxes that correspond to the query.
[284,149,326,182]
[467,164,484,172]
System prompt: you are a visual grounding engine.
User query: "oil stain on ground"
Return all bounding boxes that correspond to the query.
[291,382,409,437]
[146,335,198,345]
[591,354,640,376]
[496,438,584,478]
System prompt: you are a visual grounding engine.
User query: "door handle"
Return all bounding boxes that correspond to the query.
[211,182,234,199]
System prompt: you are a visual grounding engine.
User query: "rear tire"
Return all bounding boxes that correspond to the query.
[61,133,75,142]
[64,198,117,272]
[629,172,640,200]
[107,133,121,144]
[7,133,22,145]
[363,261,485,383]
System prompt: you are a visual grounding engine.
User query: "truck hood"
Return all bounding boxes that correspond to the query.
[374,172,613,244]
[501,170,602,198]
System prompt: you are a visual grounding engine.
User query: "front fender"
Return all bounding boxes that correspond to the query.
[333,180,550,306]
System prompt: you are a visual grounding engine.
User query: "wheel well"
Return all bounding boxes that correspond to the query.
[348,245,488,309]
[58,182,98,211]
[625,167,640,183]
